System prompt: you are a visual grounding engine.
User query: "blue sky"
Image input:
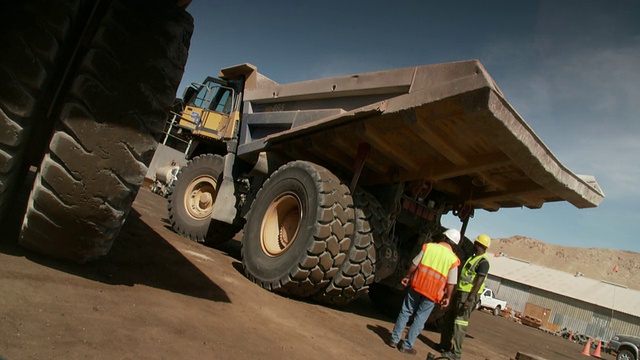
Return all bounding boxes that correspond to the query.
[178,1,640,252]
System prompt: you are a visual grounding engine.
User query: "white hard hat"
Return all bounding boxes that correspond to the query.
[443,229,461,245]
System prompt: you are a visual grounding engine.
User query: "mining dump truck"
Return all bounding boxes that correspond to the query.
[165,61,604,305]
[0,0,193,262]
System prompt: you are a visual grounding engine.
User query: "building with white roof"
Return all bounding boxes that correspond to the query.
[485,253,640,340]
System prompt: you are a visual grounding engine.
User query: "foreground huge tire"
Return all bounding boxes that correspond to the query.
[242,161,355,298]
[314,189,387,305]
[18,0,194,262]
[167,154,242,245]
[0,0,87,220]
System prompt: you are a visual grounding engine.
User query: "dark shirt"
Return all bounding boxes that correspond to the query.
[475,257,490,277]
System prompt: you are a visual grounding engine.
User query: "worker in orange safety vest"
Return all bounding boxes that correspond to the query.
[387,229,461,356]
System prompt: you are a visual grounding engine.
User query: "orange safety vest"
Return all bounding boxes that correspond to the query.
[410,242,461,302]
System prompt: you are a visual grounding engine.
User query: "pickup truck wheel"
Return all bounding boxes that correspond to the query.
[18,0,193,262]
[617,349,635,360]
[493,305,501,316]
[167,154,242,245]
[242,161,354,298]
[314,188,390,305]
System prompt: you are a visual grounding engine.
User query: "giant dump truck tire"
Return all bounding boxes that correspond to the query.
[0,0,86,220]
[18,0,194,262]
[354,188,397,281]
[314,189,386,305]
[167,154,242,245]
[241,161,355,298]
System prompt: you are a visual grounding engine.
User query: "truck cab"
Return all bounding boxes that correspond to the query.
[178,77,241,142]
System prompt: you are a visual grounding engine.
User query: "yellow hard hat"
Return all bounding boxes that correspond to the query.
[475,234,491,248]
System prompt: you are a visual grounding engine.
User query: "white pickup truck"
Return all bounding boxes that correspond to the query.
[478,288,507,316]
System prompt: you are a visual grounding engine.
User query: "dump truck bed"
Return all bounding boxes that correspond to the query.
[234,60,604,211]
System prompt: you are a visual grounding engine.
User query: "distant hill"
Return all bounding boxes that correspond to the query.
[490,236,640,291]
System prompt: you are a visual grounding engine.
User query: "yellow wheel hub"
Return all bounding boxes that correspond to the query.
[261,192,302,257]
[184,174,217,220]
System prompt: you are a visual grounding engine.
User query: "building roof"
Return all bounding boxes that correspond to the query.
[487,253,639,317]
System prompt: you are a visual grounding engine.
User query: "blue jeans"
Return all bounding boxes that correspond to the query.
[390,288,436,349]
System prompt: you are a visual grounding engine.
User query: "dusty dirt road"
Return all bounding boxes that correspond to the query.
[0,189,615,360]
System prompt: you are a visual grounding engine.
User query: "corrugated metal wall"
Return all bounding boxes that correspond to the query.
[485,276,502,293]
[528,288,640,340]
[492,278,531,314]
[529,290,594,336]
[611,314,640,337]
[485,275,640,340]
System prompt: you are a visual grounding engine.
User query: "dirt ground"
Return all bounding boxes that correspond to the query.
[0,189,616,360]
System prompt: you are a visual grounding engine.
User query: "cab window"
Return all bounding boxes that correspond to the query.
[189,80,234,114]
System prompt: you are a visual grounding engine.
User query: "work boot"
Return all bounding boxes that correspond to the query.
[398,345,417,355]
[387,338,398,348]
[440,350,460,360]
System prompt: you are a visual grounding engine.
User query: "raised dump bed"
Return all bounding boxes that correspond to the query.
[235,60,604,212]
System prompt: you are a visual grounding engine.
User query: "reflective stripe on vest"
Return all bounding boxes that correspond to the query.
[411,242,460,302]
[457,253,489,293]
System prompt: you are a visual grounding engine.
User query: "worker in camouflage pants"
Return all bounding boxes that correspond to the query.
[441,234,491,360]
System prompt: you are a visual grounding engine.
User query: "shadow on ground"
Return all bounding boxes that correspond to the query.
[0,196,230,303]
[366,323,442,353]
[222,243,399,324]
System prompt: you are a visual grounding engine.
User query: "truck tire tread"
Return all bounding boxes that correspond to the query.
[19,0,193,262]
[167,154,242,245]
[314,188,386,305]
[0,0,84,219]
[242,161,354,297]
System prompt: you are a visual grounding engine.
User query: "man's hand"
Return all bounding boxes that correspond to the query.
[464,299,474,312]
[401,264,418,287]
[440,298,450,308]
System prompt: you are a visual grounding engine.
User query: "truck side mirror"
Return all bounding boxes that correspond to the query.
[182,86,197,103]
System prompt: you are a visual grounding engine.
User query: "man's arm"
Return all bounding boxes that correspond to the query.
[401,264,418,287]
[401,249,424,287]
[441,283,455,307]
[463,274,486,311]
[464,259,489,308]
[468,274,486,300]
[440,265,458,307]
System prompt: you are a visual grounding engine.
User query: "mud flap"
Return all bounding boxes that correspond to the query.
[210,152,238,224]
